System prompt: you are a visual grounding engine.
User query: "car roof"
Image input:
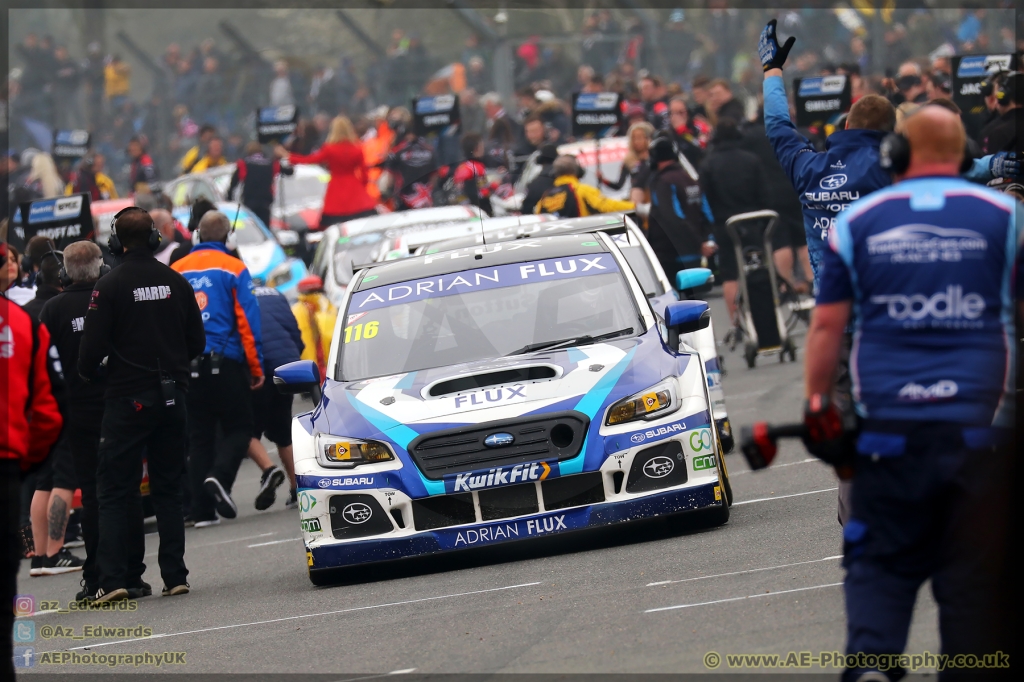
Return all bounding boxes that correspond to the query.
[353,234,612,291]
[338,206,483,236]
[424,214,628,253]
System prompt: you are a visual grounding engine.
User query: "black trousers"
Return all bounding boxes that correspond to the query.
[1,460,20,679]
[68,410,146,591]
[96,390,188,591]
[186,358,253,521]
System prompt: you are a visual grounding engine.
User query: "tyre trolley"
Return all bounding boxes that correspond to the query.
[723,210,798,368]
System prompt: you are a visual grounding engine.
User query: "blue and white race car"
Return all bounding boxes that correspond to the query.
[275,233,732,584]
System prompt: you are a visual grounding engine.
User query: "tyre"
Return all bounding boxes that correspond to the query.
[700,499,730,527]
[713,424,734,507]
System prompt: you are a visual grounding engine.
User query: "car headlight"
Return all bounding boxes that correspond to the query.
[315,435,395,469]
[605,379,679,426]
[266,262,293,289]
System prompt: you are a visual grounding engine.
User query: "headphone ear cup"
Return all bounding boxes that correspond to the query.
[107,232,124,257]
[148,228,162,251]
[879,133,910,175]
[58,266,73,288]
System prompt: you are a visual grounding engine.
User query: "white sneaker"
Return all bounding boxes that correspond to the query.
[193,518,221,528]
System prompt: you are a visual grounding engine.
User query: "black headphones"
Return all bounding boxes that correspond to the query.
[879,132,977,176]
[108,206,161,256]
[29,248,65,287]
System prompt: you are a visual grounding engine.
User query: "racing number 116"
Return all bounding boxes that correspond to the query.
[344,321,379,343]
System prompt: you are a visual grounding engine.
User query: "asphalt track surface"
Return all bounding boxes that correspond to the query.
[15,294,941,676]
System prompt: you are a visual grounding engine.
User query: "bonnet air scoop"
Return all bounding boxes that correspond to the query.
[426,365,560,398]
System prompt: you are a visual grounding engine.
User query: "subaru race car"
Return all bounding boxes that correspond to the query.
[420,214,735,453]
[275,232,732,583]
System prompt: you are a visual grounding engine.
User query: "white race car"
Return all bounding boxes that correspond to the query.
[276,231,733,583]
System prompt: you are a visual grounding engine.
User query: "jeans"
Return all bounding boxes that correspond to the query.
[96,390,188,591]
[186,358,253,521]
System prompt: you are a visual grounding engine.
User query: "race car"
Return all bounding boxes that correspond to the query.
[419,214,735,453]
[171,202,307,299]
[275,232,732,583]
[307,206,487,307]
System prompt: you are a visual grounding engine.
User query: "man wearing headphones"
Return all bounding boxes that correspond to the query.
[172,211,264,528]
[40,241,148,599]
[979,71,1023,155]
[79,207,205,602]
[535,155,634,219]
[804,105,1018,681]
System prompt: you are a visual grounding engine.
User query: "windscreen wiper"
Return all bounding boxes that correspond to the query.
[504,327,635,357]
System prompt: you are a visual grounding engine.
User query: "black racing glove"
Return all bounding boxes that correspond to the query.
[758,19,796,72]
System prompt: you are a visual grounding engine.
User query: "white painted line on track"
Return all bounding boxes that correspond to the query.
[248,537,302,547]
[730,458,818,476]
[68,582,542,651]
[645,582,844,613]
[733,487,838,506]
[646,555,842,587]
[390,669,417,675]
[147,532,277,557]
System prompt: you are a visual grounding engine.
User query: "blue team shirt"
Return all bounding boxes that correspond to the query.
[818,176,1021,426]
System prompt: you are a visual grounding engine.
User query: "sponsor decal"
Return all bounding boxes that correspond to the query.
[643,456,675,479]
[871,286,985,328]
[451,514,570,547]
[341,502,372,525]
[483,432,515,448]
[689,429,713,452]
[798,76,847,97]
[312,475,377,490]
[692,454,717,471]
[626,420,686,445]
[194,292,208,310]
[132,286,172,302]
[27,196,84,224]
[956,54,1011,78]
[866,224,987,264]
[830,160,846,170]
[898,380,958,401]
[300,518,322,533]
[349,255,617,312]
[447,461,553,493]
[714,485,722,501]
[298,491,317,513]
[188,275,214,289]
[819,174,847,190]
[803,190,860,203]
[71,317,85,333]
[454,384,526,409]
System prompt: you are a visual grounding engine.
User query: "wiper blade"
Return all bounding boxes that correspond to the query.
[504,327,634,357]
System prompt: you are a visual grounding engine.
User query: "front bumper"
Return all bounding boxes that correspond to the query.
[306,480,722,571]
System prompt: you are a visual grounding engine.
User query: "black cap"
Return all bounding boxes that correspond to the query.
[537,144,558,164]
[648,136,677,165]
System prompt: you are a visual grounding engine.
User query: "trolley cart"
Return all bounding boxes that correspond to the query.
[724,210,797,368]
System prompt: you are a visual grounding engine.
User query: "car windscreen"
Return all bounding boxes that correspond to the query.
[279,171,328,207]
[230,212,268,246]
[338,253,640,381]
[332,233,384,286]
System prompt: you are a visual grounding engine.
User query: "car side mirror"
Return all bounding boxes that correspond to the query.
[274,360,322,404]
[665,300,711,335]
[676,268,713,295]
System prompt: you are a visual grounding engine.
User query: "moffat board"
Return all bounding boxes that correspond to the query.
[793,75,851,129]
[18,194,95,250]
[256,105,299,143]
[572,92,623,138]
[413,94,460,135]
[52,129,91,161]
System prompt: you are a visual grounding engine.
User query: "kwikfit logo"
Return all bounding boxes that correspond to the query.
[452,462,551,492]
[898,380,958,401]
[871,286,985,325]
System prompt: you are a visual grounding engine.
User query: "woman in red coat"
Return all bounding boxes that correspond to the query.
[278,116,377,229]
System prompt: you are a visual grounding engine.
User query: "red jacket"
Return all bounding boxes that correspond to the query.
[289,142,376,220]
[1,298,63,469]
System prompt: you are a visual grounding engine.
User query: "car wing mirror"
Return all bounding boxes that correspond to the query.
[676,268,713,296]
[274,360,322,404]
[665,300,711,335]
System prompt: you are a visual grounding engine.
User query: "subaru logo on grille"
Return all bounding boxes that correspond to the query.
[643,456,675,479]
[484,432,515,448]
[342,502,372,524]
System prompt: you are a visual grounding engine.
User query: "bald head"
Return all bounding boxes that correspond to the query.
[151,209,175,240]
[904,105,965,171]
[198,210,232,243]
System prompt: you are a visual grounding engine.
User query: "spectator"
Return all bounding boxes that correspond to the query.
[189,136,227,174]
[26,152,64,199]
[193,57,223,127]
[466,56,491,95]
[269,60,295,107]
[82,42,106,131]
[484,117,516,174]
[520,143,559,215]
[535,155,634,218]
[52,46,81,129]
[279,115,377,228]
[291,275,337,381]
[126,136,159,191]
[451,133,493,214]
[104,54,131,110]
[598,121,654,207]
[640,75,670,131]
[689,75,712,119]
[706,78,745,125]
[667,95,709,168]
[71,153,118,201]
[178,124,216,175]
[460,89,485,137]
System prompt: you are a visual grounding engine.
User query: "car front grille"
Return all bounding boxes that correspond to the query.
[407,411,589,480]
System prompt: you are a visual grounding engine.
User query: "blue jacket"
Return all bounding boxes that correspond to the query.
[172,242,264,376]
[818,176,1021,427]
[252,286,304,376]
[763,76,997,282]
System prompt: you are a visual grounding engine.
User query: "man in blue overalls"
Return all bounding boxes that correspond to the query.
[804,104,1018,681]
